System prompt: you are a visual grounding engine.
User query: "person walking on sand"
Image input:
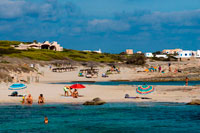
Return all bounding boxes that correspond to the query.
[168,63,171,72]
[185,77,189,86]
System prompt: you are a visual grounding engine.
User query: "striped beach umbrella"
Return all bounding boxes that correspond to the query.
[136,85,154,95]
[8,83,27,90]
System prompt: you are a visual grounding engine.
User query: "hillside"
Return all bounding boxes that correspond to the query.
[0,40,121,63]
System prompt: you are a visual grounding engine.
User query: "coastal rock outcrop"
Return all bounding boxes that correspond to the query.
[186,99,200,105]
[83,97,106,105]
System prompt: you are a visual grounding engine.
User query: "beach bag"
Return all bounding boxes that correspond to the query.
[11,91,18,96]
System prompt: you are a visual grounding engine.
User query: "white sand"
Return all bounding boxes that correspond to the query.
[0,64,200,104]
[1,82,200,104]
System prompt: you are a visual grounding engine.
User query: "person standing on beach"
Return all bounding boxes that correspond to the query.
[168,63,171,72]
[158,66,161,72]
[63,86,71,96]
[185,77,189,86]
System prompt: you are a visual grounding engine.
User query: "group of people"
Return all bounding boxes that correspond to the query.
[110,65,120,73]
[22,94,45,104]
[147,64,182,74]
[63,86,79,98]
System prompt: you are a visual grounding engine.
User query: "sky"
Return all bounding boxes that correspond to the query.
[0,0,200,53]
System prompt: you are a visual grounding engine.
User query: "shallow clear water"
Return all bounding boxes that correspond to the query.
[53,80,200,86]
[0,103,200,132]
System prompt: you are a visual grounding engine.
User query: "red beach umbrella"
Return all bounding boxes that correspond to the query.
[70,84,85,89]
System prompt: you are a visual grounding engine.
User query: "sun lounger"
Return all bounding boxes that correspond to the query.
[141,97,152,99]
[124,94,151,99]
[8,91,24,97]
[86,74,92,78]
[125,94,139,99]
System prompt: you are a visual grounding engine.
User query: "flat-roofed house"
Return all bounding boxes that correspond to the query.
[196,50,200,58]
[14,41,63,51]
[162,49,182,54]
[178,50,193,58]
[155,54,168,58]
[145,52,153,57]
[126,49,133,55]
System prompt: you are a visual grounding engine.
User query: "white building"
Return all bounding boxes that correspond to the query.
[196,50,200,57]
[83,50,91,52]
[178,50,193,58]
[145,53,153,57]
[155,54,168,58]
[83,49,102,53]
[137,51,142,54]
[94,49,102,53]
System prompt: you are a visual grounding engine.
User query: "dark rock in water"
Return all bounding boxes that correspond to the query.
[186,99,200,105]
[83,97,106,105]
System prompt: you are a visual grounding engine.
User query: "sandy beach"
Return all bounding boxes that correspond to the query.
[1,63,200,105]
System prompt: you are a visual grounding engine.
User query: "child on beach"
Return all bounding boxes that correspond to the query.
[38,94,45,104]
[21,96,25,104]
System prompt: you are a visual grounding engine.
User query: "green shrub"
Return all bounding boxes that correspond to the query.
[126,54,146,65]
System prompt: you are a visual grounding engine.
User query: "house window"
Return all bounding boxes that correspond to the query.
[181,54,182,56]
[185,53,187,56]
[189,53,192,56]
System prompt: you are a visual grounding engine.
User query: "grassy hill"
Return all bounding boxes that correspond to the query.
[0,40,122,63]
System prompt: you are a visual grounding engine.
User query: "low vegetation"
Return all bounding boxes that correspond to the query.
[0,40,146,65]
[126,54,146,65]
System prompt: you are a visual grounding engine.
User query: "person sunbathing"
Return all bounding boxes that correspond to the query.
[26,94,33,104]
[38,94,45,104]
[72,89,78,98]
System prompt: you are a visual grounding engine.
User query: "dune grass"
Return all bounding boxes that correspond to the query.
[7,49,120,62]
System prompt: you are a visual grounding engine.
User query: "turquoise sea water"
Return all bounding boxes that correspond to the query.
[0,103,200,132]
[53,80,200,86]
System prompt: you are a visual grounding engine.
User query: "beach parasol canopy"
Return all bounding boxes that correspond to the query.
[136,85,154,95]
[70,84,85,89]
[8,83,27,90]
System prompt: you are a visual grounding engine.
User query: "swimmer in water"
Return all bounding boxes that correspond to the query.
[44,116,48,124]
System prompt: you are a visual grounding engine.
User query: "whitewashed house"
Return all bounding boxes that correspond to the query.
[155,54,168,58]
[178,51,193,58]
[145,53,153,57]
[196,50,200,58]
[94,49,102,53]
[83,49,102,53]
[137,51,142,54]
